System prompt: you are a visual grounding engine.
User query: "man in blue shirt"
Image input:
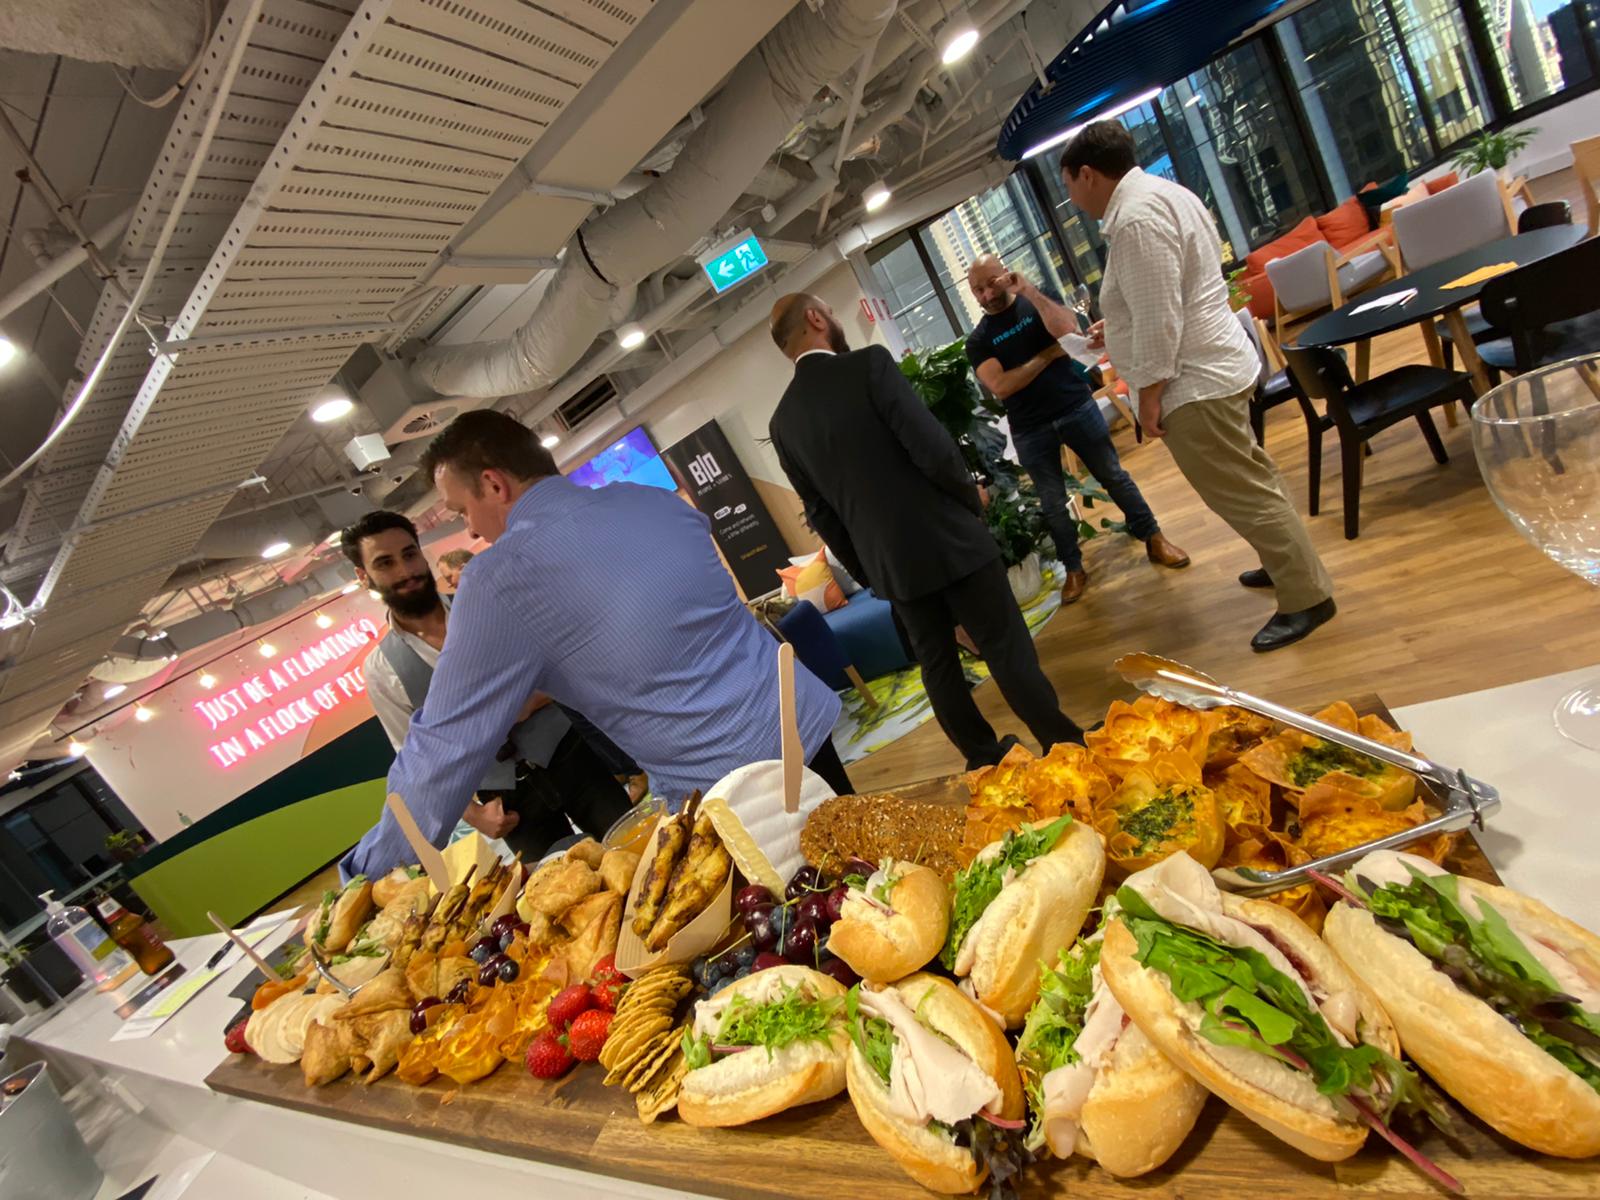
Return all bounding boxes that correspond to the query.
[342,411,845,879]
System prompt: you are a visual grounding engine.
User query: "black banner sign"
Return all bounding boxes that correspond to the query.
[661,419,792,596]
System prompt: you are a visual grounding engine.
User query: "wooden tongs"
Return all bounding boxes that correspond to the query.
[1114,653,1502,896]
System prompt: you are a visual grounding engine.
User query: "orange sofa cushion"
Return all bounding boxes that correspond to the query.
[1242,216,1325,319]
[1316,196,1370,248]
[1425,172,1459,195]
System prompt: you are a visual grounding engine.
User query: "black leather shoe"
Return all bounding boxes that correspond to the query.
[965,733,1022,770]
[1238,568,1273,589]
[1251,598,1337,652]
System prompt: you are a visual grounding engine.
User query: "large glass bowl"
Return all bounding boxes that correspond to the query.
[1470,353,1600,749]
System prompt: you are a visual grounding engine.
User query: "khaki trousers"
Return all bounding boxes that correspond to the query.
[1162,387,1334,612]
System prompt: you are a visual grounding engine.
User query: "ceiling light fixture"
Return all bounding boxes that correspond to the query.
[311,395,354,423]
[68,740,87,758]
[616,324,647,350]
[199,672,217,689]
[540,433,560,449]
[1184,92,1204,108]
[261,541,291,559]
[134,706,153,723]
[315,612,333,629]
[0,336,17,368]
[341,581,360,595]
[102,683,127,700]
[259,641,276,658]
[938,21,980,65]
[1021,87,1164,160]
[368,589,382,602]
[863,181,893,212]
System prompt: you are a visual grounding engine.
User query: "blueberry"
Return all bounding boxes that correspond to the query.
[733,944,757,969]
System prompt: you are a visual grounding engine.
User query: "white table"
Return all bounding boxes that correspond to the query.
[1394,663,1599,923]
[16,667,1599,1198]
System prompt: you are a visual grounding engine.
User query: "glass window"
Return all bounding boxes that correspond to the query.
[865,233,957,352]
[917,175,1070,329]
[1386,0,1494,146]
[1480,0,1598,107]
[1160,40,1323,255]
[1278,0,1433,195]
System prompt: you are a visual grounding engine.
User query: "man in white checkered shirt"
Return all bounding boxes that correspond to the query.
[1060,120,1336,653]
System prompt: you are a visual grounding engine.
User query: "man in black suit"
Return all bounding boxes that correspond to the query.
[767,293,1086,768]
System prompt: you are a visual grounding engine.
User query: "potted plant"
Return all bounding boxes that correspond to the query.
[1,945,48,1012]
[1452,127,1537,182]
[1226,266,1252,313]
[105,830,147,863]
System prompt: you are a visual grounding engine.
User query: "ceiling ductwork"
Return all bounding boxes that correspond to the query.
[410,0,899,399]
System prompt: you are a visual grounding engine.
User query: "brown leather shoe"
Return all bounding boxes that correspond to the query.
[1060,569,1089,604]
[1145,532,1191,568]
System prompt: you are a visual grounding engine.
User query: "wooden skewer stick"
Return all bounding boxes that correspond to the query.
[778,641,801,814]
[206,911,279,985]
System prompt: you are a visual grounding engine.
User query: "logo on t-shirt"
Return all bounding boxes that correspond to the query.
[990,312,1037,346]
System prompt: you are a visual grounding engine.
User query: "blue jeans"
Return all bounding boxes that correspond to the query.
[1012,403,1160,572]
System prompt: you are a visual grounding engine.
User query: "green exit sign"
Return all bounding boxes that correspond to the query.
[698,232,769,294]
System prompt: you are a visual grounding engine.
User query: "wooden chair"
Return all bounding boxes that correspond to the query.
[1281,345,1477,539]
[1572,135,1600,237]
[1266,233,1398,338]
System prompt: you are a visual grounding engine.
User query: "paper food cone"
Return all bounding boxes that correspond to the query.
[615,814,733,979]
[703,760,836,885]
[475,860,525,940]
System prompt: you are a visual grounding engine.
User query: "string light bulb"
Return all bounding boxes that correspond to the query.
[68,740,87,758]
[258,641,276,658]
[315,611,333,629]
[199,672,217,689]
[134,706,153,723]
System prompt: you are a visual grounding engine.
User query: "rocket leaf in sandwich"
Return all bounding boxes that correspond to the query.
[1014,941,1098,1151]
[683,983,843,1066]
[845,984,896,1088]
[1115,886,1438,1122]
[314,890,337,945]
[1355,867,1600,1091]
[942,815,1075,971]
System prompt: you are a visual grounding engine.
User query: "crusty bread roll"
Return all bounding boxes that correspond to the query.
[1325,899,1600,1158]
[1100,896,1397,1163]
[828,862,949,983]
[845,974,1025,1194]
[319,879,374,954]
[1075,1022,1209,1177]
[677,966,848,1127]
[371,867,415,908]
[954,821,1104,1026]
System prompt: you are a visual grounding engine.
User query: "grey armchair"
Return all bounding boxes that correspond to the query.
[1391,170,1512,271]
[1266,239,1394,330]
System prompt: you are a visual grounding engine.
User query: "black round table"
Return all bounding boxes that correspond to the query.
[1297,224,1587,393]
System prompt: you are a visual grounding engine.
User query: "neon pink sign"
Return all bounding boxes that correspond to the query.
[195,618,380,768]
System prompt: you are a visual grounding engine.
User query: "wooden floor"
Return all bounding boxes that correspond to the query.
[850,167,1596,793]
[256,170,1595,910]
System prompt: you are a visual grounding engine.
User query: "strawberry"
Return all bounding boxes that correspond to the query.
[525,1029,575,1079]
[566,1008,612,1062]
[546,984,594,1030]
[224,1016,251,1055]
[589,955,626,1012]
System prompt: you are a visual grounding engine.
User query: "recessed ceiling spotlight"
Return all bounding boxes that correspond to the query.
[938,21,980,65]
[540,434,560,449]
[0,337,17,368]
[863,181,893,212]
[617,324,647,350]
[262,541,291,559]
[102,683,127,700]
[311,395,354,423]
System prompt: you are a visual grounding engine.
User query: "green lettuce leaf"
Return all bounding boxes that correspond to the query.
[681,1028,712,1070]
[1015,942,1098,1151]
[846,984,896,1088]
[941,815,1074,971]
[712,984,843,1059]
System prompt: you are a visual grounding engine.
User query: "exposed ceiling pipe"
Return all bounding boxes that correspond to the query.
[0,207,134,324]
[410,0,899,400]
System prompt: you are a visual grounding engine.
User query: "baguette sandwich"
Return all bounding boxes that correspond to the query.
[1099,853,1457,1186]
[311,876,374,955]
[677,965,848,1126]
[828,859,949,983]
[844,973,1026,1195]
[941,815,1104,1026]
[1323,849,1600,1158]
[1014,925,1207,1177]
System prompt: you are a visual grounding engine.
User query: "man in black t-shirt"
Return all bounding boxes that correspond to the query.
[964,255,1189,604]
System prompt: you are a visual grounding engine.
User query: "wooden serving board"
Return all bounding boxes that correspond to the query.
[208,695,1581,1197]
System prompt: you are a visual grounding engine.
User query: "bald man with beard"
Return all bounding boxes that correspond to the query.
[767,293,1086,770]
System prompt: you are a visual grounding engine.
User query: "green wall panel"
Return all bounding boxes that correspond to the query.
[130,779,385,937]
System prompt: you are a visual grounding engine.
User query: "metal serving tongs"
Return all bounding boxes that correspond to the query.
[307,941,369,998]
[1114,652,1501,896]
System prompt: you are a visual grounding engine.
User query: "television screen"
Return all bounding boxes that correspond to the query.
[568,427,677,492]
